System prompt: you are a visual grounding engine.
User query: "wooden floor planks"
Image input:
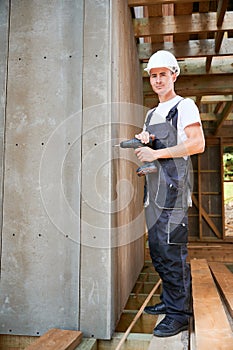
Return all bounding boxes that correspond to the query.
[191,259,233,350]
[209,261,233,318]
[24,328,82,350]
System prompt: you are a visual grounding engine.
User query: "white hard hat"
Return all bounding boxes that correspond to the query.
[144,50,180,76]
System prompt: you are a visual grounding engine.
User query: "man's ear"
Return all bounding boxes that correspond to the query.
[172,73,177,82]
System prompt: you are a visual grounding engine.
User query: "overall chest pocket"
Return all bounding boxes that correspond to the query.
[147,123,177,150]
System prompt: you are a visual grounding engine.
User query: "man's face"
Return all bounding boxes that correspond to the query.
[149,67,177,97]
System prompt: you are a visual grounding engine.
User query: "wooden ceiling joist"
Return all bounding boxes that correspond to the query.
[128,0,233,136]
[128,0,216,6]
[217,0,229,26]
[143,74,233,96]
[138,38,233,59]
[215,101,233,135]
[133,12,233,38]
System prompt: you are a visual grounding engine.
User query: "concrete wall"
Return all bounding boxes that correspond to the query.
[0,0,144,340]
[0,0,83,335]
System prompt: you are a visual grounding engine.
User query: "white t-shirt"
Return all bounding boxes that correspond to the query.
[144,95,201,145]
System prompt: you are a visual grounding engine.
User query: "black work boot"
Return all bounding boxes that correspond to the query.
[144,302,166,315]
[153,315,188,337]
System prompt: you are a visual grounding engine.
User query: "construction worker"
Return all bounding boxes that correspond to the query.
[135,50,205,337]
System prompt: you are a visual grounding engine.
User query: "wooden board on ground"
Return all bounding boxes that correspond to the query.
[147,315,189,350]
[209,262,233,318]
[191,259,233,350]
[24,329,82,350]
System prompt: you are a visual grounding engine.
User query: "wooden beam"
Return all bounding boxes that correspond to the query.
[202,95,233,103]
[191,194,222,239]
[143,74,233,96]
[197,155,202,240]
[141,57,233,76]
[215,31,225,52]
[133,12,233,38]
[216,0,229,26]
[205,56,212,72]
[214,101,224,114]
[137,38,233,59]
[215,101,233,135]
[191,259,233,350]
[209,262,233,318]
[128,0,216,6]
[25,329,82,350]
[215,0,228,52]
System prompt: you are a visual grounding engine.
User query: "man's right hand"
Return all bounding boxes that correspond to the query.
[135,131,150,144]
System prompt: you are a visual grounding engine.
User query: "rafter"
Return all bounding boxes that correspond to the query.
[143,75,233,96]
[137,38,233,59]
[216,0,228,26]
[141,57,233,76]
[128,0,216,6]
[133,12,233,38]
[215,101,233,135]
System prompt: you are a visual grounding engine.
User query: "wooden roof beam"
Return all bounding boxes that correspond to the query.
[143,75,233,96]
[214,0,229,53]
[206,56,213,72]
[138,38,233,59]
[214,101,233,135]
[217,0,229,27]
[128,0,216,6]
[141,57,233,75]
[133,12,233,38]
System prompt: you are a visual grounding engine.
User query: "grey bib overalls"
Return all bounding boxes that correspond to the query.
[145,100,191,322]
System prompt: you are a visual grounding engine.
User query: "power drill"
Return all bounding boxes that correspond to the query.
[115,137,157,177]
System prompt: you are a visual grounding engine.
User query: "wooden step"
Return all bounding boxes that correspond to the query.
[209,261,233,318]
[191,259,233,349]
[75,338,97,350]
[24,328,82,350]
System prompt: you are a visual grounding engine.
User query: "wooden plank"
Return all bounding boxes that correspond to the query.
[133,12,233,38]
[75,338,97,350]
[197,155,203,240]
[191,259,233,350]
[147,315,188,350]
[137,38,233,59]
[128,0,216,6]
[24,329,82,350]
[191,185,222,241]
[209,262,233,317]
[216,0,229,26]
[141,57,233,76]
[0,334,36,350]
[143,74,233,96]
[98,333,152,350]
[215,101,233,136]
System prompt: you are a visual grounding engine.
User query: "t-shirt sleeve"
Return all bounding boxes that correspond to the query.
[178,98,202,129]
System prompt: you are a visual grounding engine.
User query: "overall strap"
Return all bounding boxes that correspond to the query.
[145,98,184,130]
[145,107,156,129]
[166,98,184,129]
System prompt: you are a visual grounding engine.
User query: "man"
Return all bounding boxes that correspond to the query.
[135,50,205,337]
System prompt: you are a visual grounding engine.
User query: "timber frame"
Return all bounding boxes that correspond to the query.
[128,0,233,243]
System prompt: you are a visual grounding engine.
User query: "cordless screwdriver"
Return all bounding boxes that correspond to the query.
[114,136,157,177]
[115,137,153,149]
